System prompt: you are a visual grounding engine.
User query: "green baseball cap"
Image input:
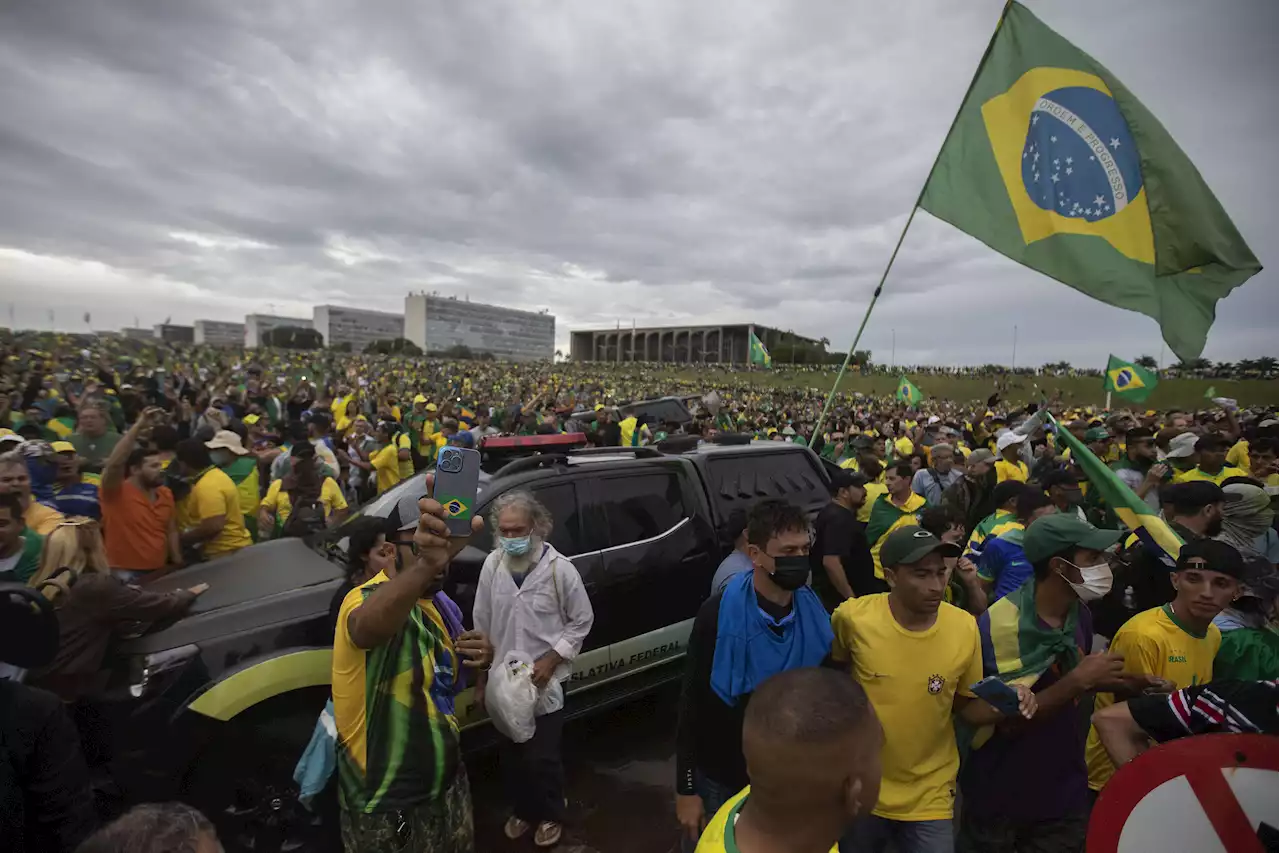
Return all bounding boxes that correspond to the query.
[880,527,961,569]
[1084,427,1111,442]
[1022,513,1123,563]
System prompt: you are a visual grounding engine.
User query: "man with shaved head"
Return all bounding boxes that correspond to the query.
[694,668,882,853]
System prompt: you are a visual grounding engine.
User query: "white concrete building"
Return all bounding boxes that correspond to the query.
[193,319,246,347]
[245,314,312,348]
[312,305,403,350]
[404,294,554,361]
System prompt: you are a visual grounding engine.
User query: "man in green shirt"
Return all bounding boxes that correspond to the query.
[69,404,121,473]
[0,492,44,583]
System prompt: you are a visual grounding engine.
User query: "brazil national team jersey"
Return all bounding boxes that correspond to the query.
[1085,604,1220,791]
[695,787,838,853]
[332,572,461,812]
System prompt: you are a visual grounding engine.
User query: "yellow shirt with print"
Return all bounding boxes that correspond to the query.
[371,443,403,494]
[260,477,348,528]
[994,459,1029,483]
[831,594,982,821]
[1172,466,1248,486]
[894,436,914,459]
[695,787,838,853]
[1085,605,1221,791]
[179,467,252,557]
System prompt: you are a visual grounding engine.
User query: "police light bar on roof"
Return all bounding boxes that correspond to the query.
[480,434,588,451]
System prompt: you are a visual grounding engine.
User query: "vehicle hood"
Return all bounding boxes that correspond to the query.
[117,538,344,654]
[143,538,343,614]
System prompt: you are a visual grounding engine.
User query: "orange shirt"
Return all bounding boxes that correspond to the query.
[101,480,174,571]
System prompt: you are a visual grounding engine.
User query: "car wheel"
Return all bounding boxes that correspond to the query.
[182,687,339,853]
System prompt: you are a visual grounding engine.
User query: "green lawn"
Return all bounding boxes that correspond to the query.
[663,367,1277,410]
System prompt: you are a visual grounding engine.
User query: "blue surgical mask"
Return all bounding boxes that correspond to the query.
[500,535,532,556]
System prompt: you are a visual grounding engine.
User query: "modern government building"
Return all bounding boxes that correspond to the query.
[133,295,555,360]
[568,323,821,365]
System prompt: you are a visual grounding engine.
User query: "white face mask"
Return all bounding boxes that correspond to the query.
[1058,559,1113,601]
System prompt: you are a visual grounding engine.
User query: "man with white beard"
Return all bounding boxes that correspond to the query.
[472,491,594,849]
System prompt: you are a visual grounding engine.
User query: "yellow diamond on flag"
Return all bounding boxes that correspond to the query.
[443,499,465,517]
[1108,366,1143,391]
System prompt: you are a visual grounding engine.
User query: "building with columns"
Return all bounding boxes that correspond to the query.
[568,323,822,365]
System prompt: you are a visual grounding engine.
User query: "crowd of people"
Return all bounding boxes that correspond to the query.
[0,328,1275,853]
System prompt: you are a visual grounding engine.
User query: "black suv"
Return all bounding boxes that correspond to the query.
[101,438,831,851]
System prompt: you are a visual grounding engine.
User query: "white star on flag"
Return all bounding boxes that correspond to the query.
[1050,135,1057,143]
[1093,195,1106,205]
[1110,138,1121,149]
[1033,152,1039,163]
[1051,173,1060,183]
[1033,171,1039,181]
[1053,158,1060,166]
[1066,157,1073,165]
[1066,167,1073,175]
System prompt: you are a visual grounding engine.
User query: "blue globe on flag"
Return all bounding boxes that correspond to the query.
[1019,86,1143,223]
[1113,368,1134,388]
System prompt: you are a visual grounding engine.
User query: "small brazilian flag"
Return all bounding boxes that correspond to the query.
[749,332,772,369]
[896,375,923,405]
[1103,355,1157,404]
[920,2,1261,363]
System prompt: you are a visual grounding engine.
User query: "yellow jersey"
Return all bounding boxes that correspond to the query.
[831,594,982,821]
[371,443,403,494]
[695,787,837,853]
[1226,440,1250,473]
[1085,605,1221,791]
[178,467,252,557]
[1172,466,1248,485]
[994,459,1029,483]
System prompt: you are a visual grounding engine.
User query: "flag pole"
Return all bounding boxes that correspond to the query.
[810,1,1012,448]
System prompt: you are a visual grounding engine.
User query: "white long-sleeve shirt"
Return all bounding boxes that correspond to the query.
[472,542,595,683]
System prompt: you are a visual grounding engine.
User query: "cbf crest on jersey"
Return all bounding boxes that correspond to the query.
[920,2,1260,363]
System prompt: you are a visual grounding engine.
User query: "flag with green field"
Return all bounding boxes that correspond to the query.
[896,375,923,405]
[749,332,772,368]
[1103,355,1157,404]
[920,2,1261,363]
[1049,413,1181,568]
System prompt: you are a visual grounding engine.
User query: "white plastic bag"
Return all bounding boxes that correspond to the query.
[536,676,564,717]
[485,652,539,743]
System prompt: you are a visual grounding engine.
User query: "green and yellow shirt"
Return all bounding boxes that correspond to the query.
[332,571,461,813]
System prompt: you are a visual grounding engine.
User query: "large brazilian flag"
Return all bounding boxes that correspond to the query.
[921,2,1260,363]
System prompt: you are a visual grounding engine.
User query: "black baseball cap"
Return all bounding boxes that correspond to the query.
[1161,481,1226,510]
[830,470,869,492]
[880,527,961,569]
[1176,538,1246,580]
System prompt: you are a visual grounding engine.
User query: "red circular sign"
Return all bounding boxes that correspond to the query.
[1088,733,1278,853]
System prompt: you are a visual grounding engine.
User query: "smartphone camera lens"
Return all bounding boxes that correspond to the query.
[438,449,463,473]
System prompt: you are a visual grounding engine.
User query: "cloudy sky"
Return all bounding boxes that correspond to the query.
[0,0,1274,366]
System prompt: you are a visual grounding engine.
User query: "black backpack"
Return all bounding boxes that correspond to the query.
[280,495,327,538]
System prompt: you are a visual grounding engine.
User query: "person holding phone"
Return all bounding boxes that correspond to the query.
[331,474,493,853]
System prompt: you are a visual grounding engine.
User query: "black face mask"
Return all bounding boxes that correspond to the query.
[769,554,811,591]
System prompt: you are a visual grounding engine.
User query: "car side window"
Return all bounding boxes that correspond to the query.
[474,483,585,557]
[598,473,687,548]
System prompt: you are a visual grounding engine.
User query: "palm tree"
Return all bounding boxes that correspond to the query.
[1258,356,1278,374]
[1134,355,1158,369]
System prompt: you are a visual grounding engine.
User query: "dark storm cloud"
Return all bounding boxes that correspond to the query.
[0,0,1273,365]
